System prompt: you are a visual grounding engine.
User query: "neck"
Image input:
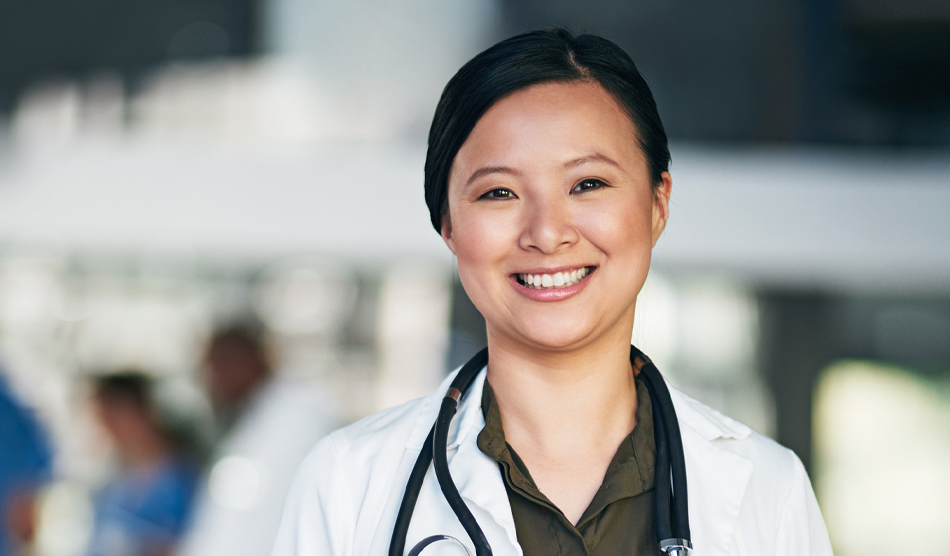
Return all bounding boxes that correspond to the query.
[484,323,639,523]
[484,324,638,461]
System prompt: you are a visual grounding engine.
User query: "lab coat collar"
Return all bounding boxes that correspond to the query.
[669,381,755,556]
[668,381,752,441]
[403,367,488,452]
[411,366,755,556]
[404,366,522,552]
[449,370,523,552]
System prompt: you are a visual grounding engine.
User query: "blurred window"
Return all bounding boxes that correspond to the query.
[814,360,950,555]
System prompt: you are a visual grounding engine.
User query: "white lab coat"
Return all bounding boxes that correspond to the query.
[180,377,338,556]
[272,367,833,556]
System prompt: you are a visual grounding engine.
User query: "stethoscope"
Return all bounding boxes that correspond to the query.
[388,345,693,556]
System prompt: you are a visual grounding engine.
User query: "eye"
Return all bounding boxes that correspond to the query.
[572,178,608,193]
[479,188,516,200]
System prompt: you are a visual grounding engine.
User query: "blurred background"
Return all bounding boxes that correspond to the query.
[0,0,948,555]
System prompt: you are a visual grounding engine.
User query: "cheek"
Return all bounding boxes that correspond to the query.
[448,206,520,316]
[449,204,517,268]
[575,195,654,253]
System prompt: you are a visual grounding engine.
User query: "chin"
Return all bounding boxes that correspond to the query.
[509,320,601,353]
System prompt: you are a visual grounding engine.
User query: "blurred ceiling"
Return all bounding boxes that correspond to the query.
[0,0,261,112]
[502,0,950,146]
[2,0,949,147]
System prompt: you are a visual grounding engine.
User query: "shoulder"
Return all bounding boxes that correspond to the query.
[273,386,446,556]
[292,391,432,495]
[670,384,799,482]
[725,429,831,555]
[312,398,427,473]
[669,387,832,555]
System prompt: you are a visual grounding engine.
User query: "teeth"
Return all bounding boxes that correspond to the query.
[518,267,591,290]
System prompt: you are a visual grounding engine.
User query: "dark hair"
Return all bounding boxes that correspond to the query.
[207,321,271,373]
[424,28,670,233]
[209,322,265,353]
[92,371,152,409]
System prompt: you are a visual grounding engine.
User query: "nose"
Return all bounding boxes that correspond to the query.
[518,193,579,254]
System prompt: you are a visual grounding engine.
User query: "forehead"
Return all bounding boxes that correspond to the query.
[451,81,642,179]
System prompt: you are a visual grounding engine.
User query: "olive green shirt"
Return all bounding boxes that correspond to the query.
[476,378,658,556]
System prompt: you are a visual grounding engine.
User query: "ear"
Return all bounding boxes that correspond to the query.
[440,214,457,254]
[651,171,672,247]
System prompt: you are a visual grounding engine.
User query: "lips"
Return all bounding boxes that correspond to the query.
[516,266,593,289]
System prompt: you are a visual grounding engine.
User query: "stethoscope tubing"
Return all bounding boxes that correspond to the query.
[434,394,493,556]
[633,347,691,543]
[641,372,674,541]
[389,349,489,556]
[389,425,435,556]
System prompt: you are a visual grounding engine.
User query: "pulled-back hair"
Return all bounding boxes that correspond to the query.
[424,28,670,233]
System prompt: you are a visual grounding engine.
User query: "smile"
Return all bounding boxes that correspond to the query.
[516,266,593,289]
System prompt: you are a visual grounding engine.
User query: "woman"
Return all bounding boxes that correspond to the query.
[272,29,833,556]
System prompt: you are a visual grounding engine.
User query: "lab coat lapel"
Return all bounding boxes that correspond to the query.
[393,368,520,555]
[670,386,754,556]
[447,369,523,554]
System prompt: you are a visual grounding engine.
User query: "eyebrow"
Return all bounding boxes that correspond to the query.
[563,153,621,169]
[465,166,522,187]
[464,153,621,187]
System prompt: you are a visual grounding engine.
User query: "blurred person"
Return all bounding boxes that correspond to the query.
[87,372,198,556]
[177,324,337,556]
[0,372,53,556]
[273,29,833,556]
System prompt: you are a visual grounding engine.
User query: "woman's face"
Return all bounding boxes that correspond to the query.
[442,81,671,353]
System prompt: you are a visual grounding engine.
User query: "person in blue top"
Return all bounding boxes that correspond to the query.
[86,372,198,556]
[0,371,53,556]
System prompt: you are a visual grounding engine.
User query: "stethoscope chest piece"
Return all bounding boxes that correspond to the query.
[407,535,473,556]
